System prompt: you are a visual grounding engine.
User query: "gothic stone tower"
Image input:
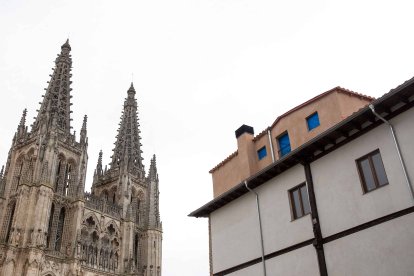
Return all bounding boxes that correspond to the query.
[0,40,162,276]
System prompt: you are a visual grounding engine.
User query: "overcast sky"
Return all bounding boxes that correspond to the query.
[0,0,413,275]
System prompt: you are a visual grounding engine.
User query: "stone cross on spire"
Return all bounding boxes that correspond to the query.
[110,83,145,177]
[32,39,73,133]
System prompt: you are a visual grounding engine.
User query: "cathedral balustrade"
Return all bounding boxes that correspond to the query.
[45,249,67,259]
[84,193,122,217]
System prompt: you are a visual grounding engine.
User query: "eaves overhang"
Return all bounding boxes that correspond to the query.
[189,76,414,218]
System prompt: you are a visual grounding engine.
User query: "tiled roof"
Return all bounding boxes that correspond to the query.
[209,151,238,173]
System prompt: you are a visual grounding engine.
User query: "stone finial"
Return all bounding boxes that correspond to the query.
[61,38,71,51]
[128,82,136,96]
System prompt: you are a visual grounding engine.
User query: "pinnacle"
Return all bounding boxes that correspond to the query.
[98,150,103,163]
[148,154,158,181]
[19,108,27,128]
[97,150,103,170]
[61,39,71,51]
[127,82,136,97]
[82,115,88,130]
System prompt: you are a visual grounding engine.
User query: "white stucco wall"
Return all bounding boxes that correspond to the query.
[324,213,414,276]
[312,108,414,237]
[210,165,313,273]
[228,245,319,276]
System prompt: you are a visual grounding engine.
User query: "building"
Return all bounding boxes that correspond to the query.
[190,78,414,276]
[0,40,162,276]
[210,87,373,198]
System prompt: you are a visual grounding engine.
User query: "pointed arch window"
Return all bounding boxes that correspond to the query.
[64,163,72,196]
[134,233,139,268]
[103,190,109,201]
[54,207,65,251]
[12,159,24,191]
[47,203,55,247]
[54,160,62,191]
[5,202,16,243]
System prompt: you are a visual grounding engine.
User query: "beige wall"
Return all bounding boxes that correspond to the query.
[211,89,371,198]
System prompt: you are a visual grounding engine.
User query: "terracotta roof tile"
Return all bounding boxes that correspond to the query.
[209,151,238,173]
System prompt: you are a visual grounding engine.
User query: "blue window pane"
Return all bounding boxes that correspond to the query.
[278,133,291,157]
[307,112,320,131]
[257,146,267,160]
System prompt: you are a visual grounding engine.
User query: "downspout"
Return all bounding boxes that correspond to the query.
[244,181,267,276]
[267,129,275,163]
[369,104,414,200]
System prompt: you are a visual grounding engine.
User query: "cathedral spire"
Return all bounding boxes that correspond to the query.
[32,39,73,133]
[110,83,144,176]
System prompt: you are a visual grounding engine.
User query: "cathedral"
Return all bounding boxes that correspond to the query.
[0,40,162,276]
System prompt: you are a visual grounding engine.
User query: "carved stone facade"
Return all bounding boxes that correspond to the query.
[0,40,162,276]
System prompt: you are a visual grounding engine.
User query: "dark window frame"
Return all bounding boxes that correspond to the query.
[306,112,320,131]
[257,146,267,160]
[288,183,311,220]
[356,149,389,193]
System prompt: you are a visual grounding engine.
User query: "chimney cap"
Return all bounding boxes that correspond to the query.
[235,124,254,138]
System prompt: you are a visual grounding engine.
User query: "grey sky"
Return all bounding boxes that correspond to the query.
[0,0,413,275]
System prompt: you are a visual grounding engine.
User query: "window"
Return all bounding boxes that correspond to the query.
[289,183,311,220]
[277,132,291,157]
[356,149,388,193]
[306,112,320,131]
[54,208,65,251]
[257,146,267,160]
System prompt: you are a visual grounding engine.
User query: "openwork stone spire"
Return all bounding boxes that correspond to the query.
[110,83,144,176]
[32,39,73,133]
